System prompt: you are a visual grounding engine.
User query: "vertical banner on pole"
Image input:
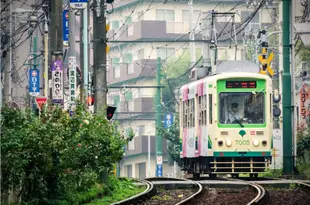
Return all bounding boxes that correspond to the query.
[68,56,77,104]
[51,58,64,104]
[28,68,40,96]
[63,10,69,47]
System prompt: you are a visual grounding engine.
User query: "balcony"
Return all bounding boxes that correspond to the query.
[107,20,198,42]
[108,59,158,85]
[124,135,168,157]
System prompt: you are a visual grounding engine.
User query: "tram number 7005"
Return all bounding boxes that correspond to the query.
[235,140,250,145]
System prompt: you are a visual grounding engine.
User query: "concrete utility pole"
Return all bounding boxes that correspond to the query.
[156,58,163,177]
[188,0,196,65]
[93,0,107,112]
[203,12,212,70]
[50,0,63,104]
[83,6,88,94]
[3,2,13,104]
[80,10,84,91]
[68,4,77,105]
[282,0,293,174]
[291,0,297,171]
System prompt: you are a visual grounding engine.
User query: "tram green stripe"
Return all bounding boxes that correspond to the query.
[214,151,271,157]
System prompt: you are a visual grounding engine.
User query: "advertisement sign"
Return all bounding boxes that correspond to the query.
[28,68,40,96]
[51,60,63,104]
[62,10,69,47]
[68,56,77,104]
[299,84,310,125]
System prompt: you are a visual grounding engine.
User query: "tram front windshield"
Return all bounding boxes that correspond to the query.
[219,92,265,125]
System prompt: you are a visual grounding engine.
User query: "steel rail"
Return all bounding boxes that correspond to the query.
[111,179,155,205]
[218,177,267,205]
[145,177,203,205]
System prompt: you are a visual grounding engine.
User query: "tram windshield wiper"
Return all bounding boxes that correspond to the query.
[235,119,244,128]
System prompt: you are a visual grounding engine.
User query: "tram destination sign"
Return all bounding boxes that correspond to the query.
[226,81,257,89]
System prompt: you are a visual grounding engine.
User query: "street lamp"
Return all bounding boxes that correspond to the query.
[147,121,156,178]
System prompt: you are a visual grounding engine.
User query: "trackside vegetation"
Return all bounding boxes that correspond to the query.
[1,101,142,205]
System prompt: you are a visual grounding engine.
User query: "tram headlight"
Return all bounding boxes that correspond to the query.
[253,139,259,147]
[226,139,232,147]
[262,140,267,146]
[218,140,223,146]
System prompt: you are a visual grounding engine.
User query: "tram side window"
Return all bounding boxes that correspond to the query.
[188,99,195,128]
[198,96,202,126]
[183,101,188,128]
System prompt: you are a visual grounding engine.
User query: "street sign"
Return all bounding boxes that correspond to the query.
[164,113,174,128]
[35,96,47,111]
[28,68,40,96]
[51,60,64,104]
[69,0,88,9]
[68,56,77,104]
[156,164,162,177]
[157,156,162,165]
[62,10,69,47]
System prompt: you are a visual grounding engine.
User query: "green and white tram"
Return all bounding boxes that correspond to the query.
[179,60,273,178]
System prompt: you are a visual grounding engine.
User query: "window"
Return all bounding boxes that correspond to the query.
[157,47,175,59]
[123,53,133,74]
[156,9,175,21]
[111,21,120,29]
[138,49,144,59]
[219,92,265,125]
[124,16,132,25]
[241,11,260,33]
[198,95,207,126]
[112,58,120,79]
[125,91,133,101]
[182,10,201,24]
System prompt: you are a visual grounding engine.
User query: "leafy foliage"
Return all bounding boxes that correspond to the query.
[158,115,181,165]
[1,101,127,204]
[162,50,202,111]
[296,121,310,178]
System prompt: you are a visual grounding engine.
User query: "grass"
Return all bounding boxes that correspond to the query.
[84,179,145,205]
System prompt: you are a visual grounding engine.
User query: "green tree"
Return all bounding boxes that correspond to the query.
[161,49,202,111]
[158,115,181,166]
[1,101,126,204]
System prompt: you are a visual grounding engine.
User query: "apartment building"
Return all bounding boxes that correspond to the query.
[105,0,274,178]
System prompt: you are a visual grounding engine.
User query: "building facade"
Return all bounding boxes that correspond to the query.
[105,0,274,178]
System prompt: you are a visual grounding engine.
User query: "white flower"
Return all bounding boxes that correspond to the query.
[83,119,89,125]
[95,156,98,159]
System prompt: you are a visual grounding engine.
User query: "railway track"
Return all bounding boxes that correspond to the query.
[113,177,309,205]
[145,177,203,205]
[111,179,156,205]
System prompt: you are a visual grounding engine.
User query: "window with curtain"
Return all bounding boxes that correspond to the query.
[111,21,120,29]
[112,58,120,79]
[156,9,175,21]
[123,53,133,74]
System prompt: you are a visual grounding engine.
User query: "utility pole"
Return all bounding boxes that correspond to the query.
[291,0,297,171]
[50,0,64,104]
[203,12,212,71]
[80,10,84,92]
[68,4,77,105]
[93,0,107,112]
[83,6,88,95]
[3,2,13,104]
[282,0,293,175]
[93,0,108,181]
[188,0,196,66]
[43,7,49,98]
[156,58,163,177]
